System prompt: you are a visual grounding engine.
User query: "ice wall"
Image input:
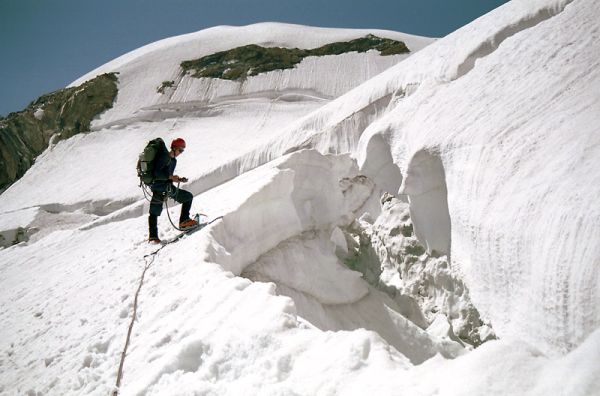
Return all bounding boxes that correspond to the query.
[357,0,600,355]
[224,0,600,355]
[400,150,451,257]
[195,149,465,363]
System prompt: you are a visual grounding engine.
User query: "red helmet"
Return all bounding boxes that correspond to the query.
[171,138,186,150]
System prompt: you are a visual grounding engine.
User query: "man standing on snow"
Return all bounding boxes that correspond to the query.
[148,138,198,243]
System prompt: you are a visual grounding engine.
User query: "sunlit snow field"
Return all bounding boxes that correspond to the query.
[1,0,599,395]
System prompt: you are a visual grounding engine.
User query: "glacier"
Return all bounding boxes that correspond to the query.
[1,0,599,395]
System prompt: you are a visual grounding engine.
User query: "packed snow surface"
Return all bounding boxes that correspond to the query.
[1,1,600,395]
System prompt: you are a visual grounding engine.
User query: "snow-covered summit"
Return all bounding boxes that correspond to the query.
[70,22,433,128]
[1,1,600,395]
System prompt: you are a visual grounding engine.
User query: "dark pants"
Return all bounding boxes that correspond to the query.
[148,185,193,238]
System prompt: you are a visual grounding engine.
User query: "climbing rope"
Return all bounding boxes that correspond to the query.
[165,182,187,231]
[112,207,222,394]
[141,181,188,231]
[115,179,219,392]
[112,228,195,394]
[142,180,208,232]
[140,182,153,203]
[112,221,224,394]
[113,181,187,395]
[112,251,158,395]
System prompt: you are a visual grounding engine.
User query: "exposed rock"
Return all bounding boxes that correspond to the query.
[0,73,118,192]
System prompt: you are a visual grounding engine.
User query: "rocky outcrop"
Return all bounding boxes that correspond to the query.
[180,35,410,81]
[0,73,118,192]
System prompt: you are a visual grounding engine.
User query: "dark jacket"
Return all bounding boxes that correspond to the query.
[151,150,176,192]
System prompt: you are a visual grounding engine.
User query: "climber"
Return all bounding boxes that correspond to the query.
[148,138,198,243]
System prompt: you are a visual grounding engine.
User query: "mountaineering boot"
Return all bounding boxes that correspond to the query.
[179,200,192,225]
[179,218,199,230]
[148,214,160,243]
[148,237,162,244]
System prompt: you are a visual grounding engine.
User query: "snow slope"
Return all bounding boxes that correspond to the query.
[0,23,432,214]
[1,0,600,395]
[70,22,432,128]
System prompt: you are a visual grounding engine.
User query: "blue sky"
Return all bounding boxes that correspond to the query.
[0,0,509,116]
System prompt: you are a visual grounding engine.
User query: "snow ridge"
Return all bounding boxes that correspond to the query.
[455,0,575,79]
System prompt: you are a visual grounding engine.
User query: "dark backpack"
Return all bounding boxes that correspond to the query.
[137,138,168,186]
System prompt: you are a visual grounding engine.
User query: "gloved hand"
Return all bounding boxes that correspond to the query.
[170,175,188,183]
